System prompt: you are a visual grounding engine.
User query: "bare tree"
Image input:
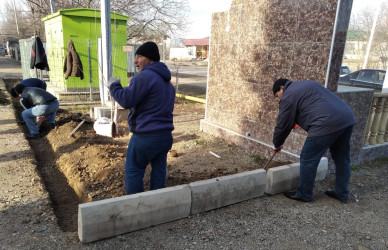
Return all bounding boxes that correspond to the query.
[346,1,388,68]
[111,0,190,43]
[373,2,388,68]
[0,1,33,41]
[1,0,190,43]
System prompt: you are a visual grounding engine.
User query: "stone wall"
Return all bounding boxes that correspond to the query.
[201,0,357,163]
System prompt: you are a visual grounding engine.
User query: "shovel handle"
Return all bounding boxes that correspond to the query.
[264,151,277,171]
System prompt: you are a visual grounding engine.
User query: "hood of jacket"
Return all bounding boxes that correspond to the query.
[67,39,75,51]
[142,62,171,82]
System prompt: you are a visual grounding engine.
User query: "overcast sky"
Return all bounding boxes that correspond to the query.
[184,0,233,39]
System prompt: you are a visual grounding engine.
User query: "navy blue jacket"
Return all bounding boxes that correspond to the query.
[110,62,175,136]
[20,78,47,90]
[273,80,355,148]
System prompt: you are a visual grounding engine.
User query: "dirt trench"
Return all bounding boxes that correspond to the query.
[4,79,287,232]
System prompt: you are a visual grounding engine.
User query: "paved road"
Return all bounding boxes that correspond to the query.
[167,64,208,78]
[0,57,23,79]
[167,63,208,89]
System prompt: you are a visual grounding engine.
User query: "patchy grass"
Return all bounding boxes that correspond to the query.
[250,154,262,163]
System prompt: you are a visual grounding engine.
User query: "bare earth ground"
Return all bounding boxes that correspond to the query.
[0,58,387,249]
[4,78,288,233]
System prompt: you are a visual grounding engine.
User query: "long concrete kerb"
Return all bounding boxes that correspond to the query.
[78,185,191,243]
[190,169,266,214]
[265,157,328,195]
[78,157,328,242]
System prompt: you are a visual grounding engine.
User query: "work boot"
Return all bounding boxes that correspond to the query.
[284,191,310,202]
[325,190,348,203]
[26,134,41,140]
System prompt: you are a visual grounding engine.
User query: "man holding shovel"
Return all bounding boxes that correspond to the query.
[272,78,355,203]
[106,41,175,195]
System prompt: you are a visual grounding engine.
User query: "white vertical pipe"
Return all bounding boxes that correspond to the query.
[362,4,380,69]
[383,65,388,92]
[324,0,341,88]
[98,38,105,105]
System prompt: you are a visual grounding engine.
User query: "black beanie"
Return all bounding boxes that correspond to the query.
[273,78,289,95]
[10,87,18,98]
[14,84,25,95]
[135,41,160,62]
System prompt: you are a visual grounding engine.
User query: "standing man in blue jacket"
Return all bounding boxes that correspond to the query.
[106,41,175,195]
[272,78,355,203]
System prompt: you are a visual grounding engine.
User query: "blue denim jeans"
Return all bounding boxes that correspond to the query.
[296,125,354,201]
[125,133,173,195]
[21,100,59,136]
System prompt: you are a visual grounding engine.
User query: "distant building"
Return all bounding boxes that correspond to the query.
[183,38,209,59]
[343,30,388,70]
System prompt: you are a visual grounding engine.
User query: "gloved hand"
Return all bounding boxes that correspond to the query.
[104,77,120,88]
[273,145,283,153]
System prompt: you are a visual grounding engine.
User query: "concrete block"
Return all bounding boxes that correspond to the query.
[265,163,300,195]
[316,157,328,181]
[265,157,329,195]
[78,185,191,243]
[190,169,266,214]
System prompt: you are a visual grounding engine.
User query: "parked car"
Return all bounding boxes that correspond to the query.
[340,65,351,77]
[0,45,6,56]
[338,69,386,89]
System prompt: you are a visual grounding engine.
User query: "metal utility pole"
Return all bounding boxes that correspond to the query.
[13,0,20,37]
[101,0,112,86]
[100,0,118,133]
[50,0,55,13]
[362,3,380,69]
[383,64,388,92]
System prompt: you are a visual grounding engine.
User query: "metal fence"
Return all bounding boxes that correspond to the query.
[19,37,50,81]
[19,38,132,104]
[18,39,182,105]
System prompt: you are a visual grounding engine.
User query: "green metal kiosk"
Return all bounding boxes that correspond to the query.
[42,8,129,95]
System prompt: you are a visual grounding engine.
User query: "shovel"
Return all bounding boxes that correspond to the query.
[263,151,277,171]
[94,77,119,137]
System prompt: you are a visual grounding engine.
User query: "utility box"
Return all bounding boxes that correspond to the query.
[42,8,129,92]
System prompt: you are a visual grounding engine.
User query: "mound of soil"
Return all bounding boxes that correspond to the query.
[5,79,288,232]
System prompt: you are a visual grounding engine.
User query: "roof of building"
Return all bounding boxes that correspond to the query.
[183,38,209,46]
[42,8,129,21]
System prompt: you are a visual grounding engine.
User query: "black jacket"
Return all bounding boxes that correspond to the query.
[273,80,356,148]
[19,87,57,109]
[30,36,50,71]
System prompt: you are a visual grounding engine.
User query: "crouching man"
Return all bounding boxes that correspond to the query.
[14,84,59,139]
